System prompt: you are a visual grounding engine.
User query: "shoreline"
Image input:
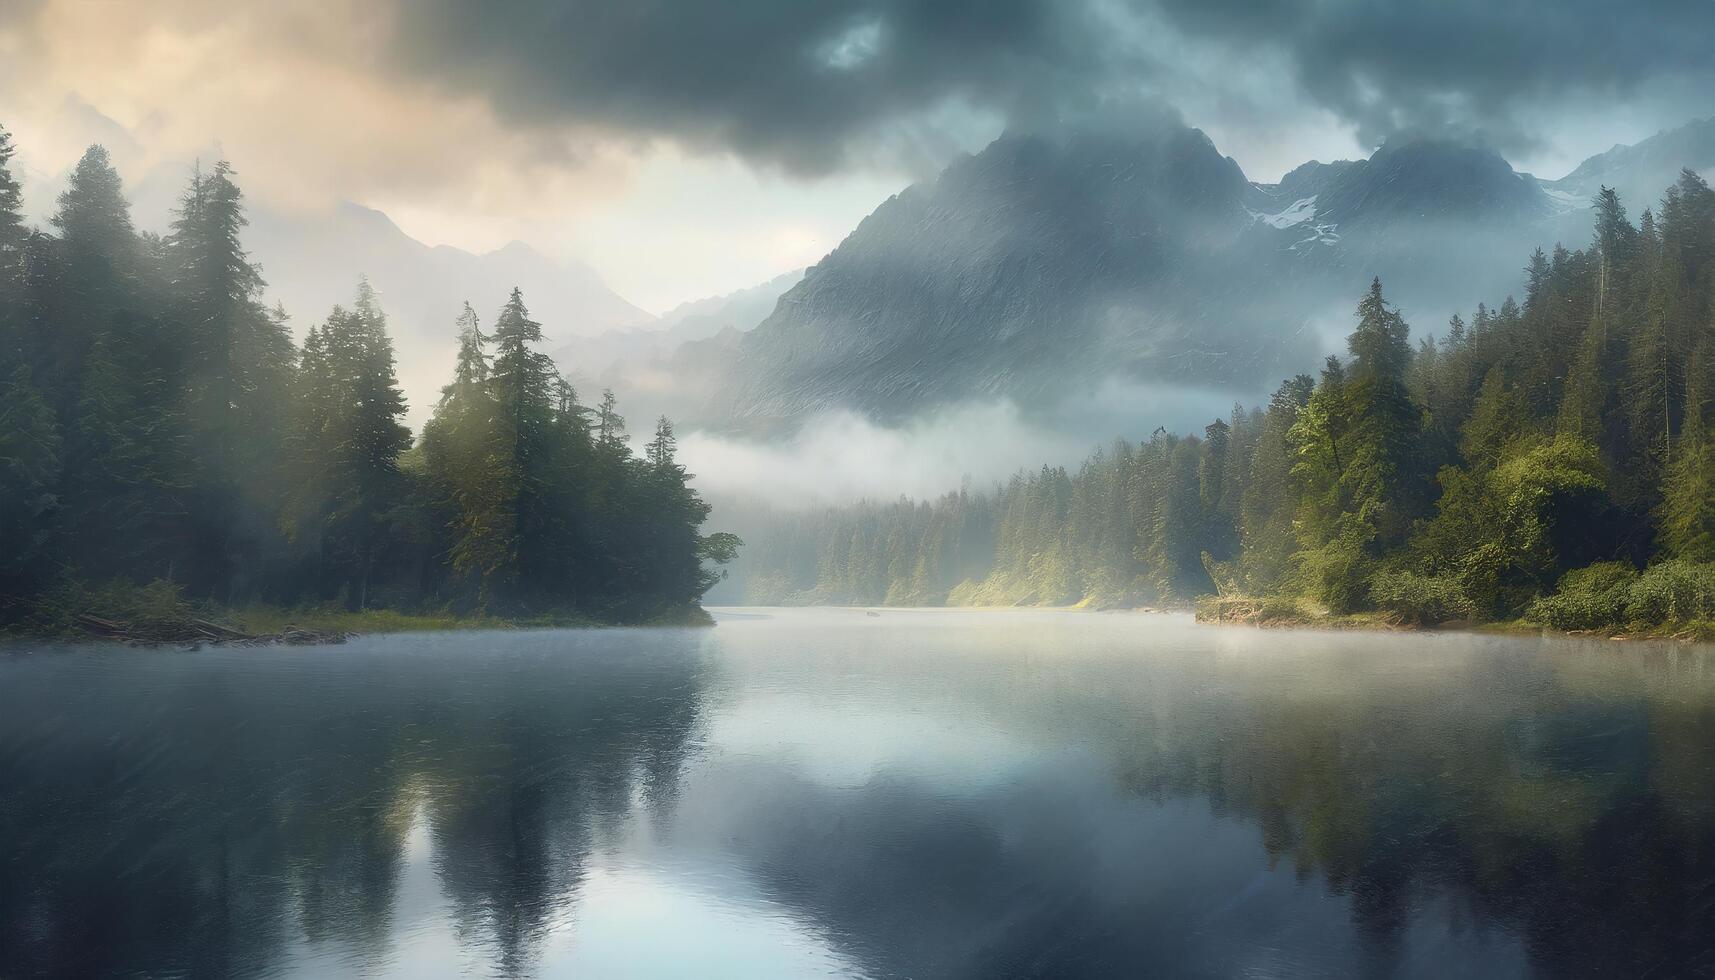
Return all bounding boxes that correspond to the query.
[15,599,1712,648]
[721,600,1715,645]
[1192,595,1715,643]
[1,603,717,649]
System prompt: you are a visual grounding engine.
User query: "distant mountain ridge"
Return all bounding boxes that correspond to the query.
[244,201,653,429]
[1546,117,1715,211]
[552,269,802,381]
[239,116,1715,437]
[684,117,1715,432]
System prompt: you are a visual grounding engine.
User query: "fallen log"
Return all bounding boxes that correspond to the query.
[77,614,127,634]
[190,618,249,640]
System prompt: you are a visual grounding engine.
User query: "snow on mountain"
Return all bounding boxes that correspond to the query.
[1250,196,1317,229]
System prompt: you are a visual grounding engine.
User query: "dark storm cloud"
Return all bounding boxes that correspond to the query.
[385,0,1135,175]
[1153,0,1715,152]
[383,0,1715,172]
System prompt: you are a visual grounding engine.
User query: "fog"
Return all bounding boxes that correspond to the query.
[678,377,1259,509]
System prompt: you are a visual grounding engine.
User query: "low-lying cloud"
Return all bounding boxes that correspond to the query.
[678,379,1256,509]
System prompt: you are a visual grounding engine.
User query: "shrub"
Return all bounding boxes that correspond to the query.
[1257,595,1307,622]
[1625,560,1715,626]
[1369,569,1476,626]
[1454,542,1510,617]
[1294,535,1370,614]
[1526,562,1637,631]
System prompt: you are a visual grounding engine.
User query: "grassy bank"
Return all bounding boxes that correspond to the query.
[1194,593,1715,642]
[1193,595,1418,633]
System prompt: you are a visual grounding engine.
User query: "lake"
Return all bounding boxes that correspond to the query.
[3,608,1714,978]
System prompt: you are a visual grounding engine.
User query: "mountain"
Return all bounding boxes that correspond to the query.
[551,268,801,381]
[1545,117,1715,216]
[697,121,1571,431]
[245,201,654,430]
[544,268,803,429]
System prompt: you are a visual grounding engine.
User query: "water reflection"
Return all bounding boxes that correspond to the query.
[3,611,1715,977]
[0,629,714,977]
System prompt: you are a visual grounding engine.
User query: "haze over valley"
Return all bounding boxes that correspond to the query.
[12,109,1714,502]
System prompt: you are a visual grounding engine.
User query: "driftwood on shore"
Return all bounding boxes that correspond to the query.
[76,613,352,648]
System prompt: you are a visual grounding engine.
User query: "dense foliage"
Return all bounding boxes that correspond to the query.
[730,171,1715,632]
[0,131,735,624]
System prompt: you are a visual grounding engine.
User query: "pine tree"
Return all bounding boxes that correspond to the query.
[0,124,24,256]
[1289,356,1352,528]
[168,160,293,596]
[1199,417,1237,560]
[343,283,412,607]
[167,160,276,460]
[595,389,626,456]
[422,303,507,601]
[53,147,134,258]
[47,146,140,416]
[1343,277,1422,544]
[1238,374,1313,591]
[0,125,29,404]
[451,302,488,389]
[282,284,410,607]
[486,288,560,599]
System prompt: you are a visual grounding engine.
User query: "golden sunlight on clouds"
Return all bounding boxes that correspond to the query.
[0,0,916,308]
[0,0,631,220]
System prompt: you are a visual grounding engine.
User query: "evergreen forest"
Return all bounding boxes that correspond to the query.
[0,130,738,629]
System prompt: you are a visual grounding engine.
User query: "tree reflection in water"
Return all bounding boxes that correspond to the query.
[3,615,1715,978]
[0,629,711,977]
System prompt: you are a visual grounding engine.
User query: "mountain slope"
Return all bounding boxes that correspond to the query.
[707,126,1274,427]
[1546,117,1715,213]
[702,122,1573,431]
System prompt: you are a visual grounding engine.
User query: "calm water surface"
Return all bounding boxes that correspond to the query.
[4,609,1715,978]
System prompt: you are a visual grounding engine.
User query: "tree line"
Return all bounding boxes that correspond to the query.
[0,129,737,624]
[730,170,1715,631]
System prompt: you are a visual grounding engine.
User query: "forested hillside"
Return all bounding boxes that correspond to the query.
[0,129,737,628]
[726,171,1715,634]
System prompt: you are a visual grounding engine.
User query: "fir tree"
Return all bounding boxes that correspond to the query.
[282,284,410,607]
[0,124,24,256]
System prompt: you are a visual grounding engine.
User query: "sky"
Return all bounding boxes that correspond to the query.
[2,0,1712,313]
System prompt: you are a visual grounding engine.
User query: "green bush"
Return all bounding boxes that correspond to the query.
[1526,562,1637,631]
[1625,560,1715,626]
[1369,569,1476,625]
[1454,542,1510,617]
[1257,594,1307,622]
[1294,535,1370,614]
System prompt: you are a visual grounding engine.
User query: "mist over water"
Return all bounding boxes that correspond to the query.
[6,611,1715,978]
